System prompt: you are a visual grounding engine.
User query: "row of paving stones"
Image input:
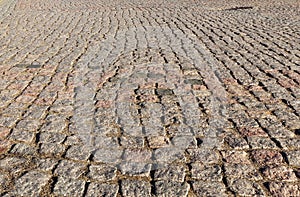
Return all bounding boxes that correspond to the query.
[0,0,299,196]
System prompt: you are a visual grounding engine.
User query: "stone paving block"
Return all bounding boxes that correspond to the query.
[268,182,300,197]
[119,161,151,177]
[153,164,187,182]
[0,173,10,190]
[250,150,284,165]
[221,150,251,164]
[280,138,300,149]
[154,181,190,196]
[192,181,227,197]
[247,136,277,149]
[87,164,117,181]
[65,145,91,161]
[121,180,151,197]
[154,147,186,164]
[147,136,170,148]
[53,177,86,196]
[54,160,86,179]
[120,135,145,148]
[187,149,220,164]
[9,143,37,156]
[224,163,262,181]
[38,132,66,144]
[33,157,58,172]
[227,178,266,196]
[13,171,51,196]
[260,165,298,181]
[8,129,35,143]
[93,148,123,163]
[39,143,65,157]
[286,150,300,167]
[0,0,299,196]
[191,163,222,182]
[86,183,118,197]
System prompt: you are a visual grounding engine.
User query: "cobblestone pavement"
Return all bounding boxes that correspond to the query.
[0,0,300,196]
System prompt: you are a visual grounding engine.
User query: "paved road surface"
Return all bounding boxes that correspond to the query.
[0,0,299,196]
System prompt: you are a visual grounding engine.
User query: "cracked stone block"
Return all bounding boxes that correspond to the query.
[13,171,51,196]
[154,181,190,196]
[261,165,297,181]
[228,178,266,196]
[121,180,151,197]
[224,163,262,181]
[154,164,186,182]
[286,150,300,167]
[53,177,85,196]
[268,182,300,197]
[191,163,222,182]
[86,183,118,197]
[193,181,227,197]
[65,145,91,161]
[86,164,117,181]
[54,160,86,179]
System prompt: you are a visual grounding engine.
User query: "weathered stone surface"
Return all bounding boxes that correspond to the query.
[54,160,86,179]
[154,164,187,182]
[86,183,118,197]
[121,180,151,197]
[228,178,266,196]
[191,163,222,182]
[53,177,85,196]
[286,150,300,167]
[268,182,300,197]
[154,181,190,196]
[13,171,51,196]
[86,164,117,181]
[0,0,299,196]
[193,181,227,197]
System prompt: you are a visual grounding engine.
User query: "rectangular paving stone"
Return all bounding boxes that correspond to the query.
[53,177,85,196]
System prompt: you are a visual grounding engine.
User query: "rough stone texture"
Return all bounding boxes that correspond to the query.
[12,171,51,196]
[53,177,86,196]
[86,183,118,197]
[0,0,299,196]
